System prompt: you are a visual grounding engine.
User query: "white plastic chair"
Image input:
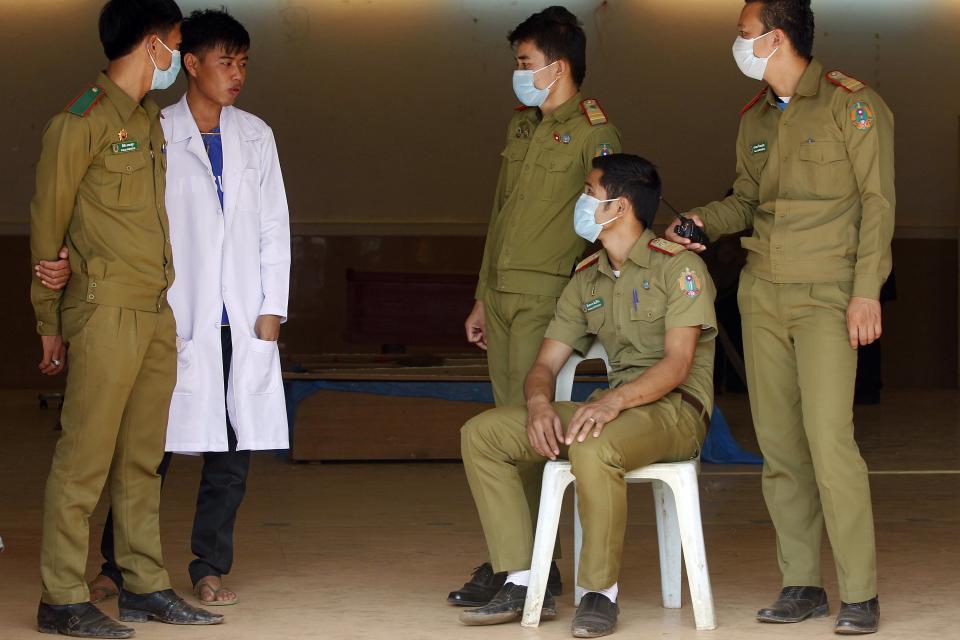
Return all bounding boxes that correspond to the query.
[521,341,717,631]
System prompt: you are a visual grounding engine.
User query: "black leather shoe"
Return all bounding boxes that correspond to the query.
[447,561,562,607]
[835,597,879,635]
[572,592,619,638]
[37,602,134,638]
[757,586,829,623]
[459,583,557,626]
[118,589,223,625]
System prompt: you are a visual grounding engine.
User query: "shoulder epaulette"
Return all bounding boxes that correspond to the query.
[649,237,686,257]
[575,251,602,273]
[826,70,865,93]
[740,88,768,118]
[513,104,529,112]
[580,99,608,126]
[65,85,104,117]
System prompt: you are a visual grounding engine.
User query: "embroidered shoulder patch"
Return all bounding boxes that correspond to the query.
[575,251,602,273]
[850,101,875,131]
[580,99,608,126]
[649,237,685,256]
[65,85,104,117]
[595,143,614,158]
[678,268,702,298]
[826,70,865,93]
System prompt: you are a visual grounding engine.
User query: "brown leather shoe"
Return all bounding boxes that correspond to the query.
[757,586,829,623]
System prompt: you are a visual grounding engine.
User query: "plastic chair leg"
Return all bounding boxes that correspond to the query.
[667,466,717,630]
[653,479,682,609]
[573,489,585,606]
[521,463,575,628]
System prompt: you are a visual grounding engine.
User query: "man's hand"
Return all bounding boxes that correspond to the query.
[35,245,71,291]
[255,314,282,341]
[526,400,564,460]
[39,335,66,376]
[846,297,882,349]
[465,299,487,350]
[664,214,708,253]
[565,392,624,444]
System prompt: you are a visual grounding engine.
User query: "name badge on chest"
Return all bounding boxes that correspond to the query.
[112,141,140,154]
[583,298,604,313]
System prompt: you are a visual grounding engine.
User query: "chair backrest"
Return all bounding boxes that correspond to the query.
[554,341,611,402]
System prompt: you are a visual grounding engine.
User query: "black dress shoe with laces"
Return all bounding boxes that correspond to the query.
[757,586,829,623]
[38,602,135,638]
[118,589,223,625]
[572,592,619,638]
[458,583,557,626]
[447,561,563,606]
[835,597,879,635]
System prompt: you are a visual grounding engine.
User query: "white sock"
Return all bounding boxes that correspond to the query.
[506,570,531,587]
[583,582,619,602]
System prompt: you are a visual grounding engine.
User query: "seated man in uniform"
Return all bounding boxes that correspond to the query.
[458,153,717,638]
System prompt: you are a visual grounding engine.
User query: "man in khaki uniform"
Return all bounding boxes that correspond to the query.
[458,154,715,638]
[453,6,622,607]
[666,1,893,634]
[30,1,220,636]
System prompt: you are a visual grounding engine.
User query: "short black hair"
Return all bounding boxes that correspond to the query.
[181,8,250,60]
[99,0,183,60]
[745,0,815,59]
[591,154,662,229]
[508,6,587,87]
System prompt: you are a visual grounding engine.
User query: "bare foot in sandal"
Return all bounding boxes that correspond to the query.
[194,575,239,606]
[88,573,119,604]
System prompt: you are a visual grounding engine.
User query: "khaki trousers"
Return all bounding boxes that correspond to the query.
[461,392,704,590]
[739,272,877,602]
[40,300,176,604]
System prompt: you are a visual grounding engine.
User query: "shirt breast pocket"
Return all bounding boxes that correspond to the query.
[534,152,575,202]
[500,143,528,199]
[629,292,667,353]
[102,151,148,208]
[797,140,852,198]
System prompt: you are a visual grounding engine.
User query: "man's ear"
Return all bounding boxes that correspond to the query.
[184,52,201,78]
[771,29,786,50]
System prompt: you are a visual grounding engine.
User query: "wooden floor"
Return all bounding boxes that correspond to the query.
[0,388,957,639]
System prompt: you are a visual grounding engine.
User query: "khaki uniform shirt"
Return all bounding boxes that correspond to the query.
[30,72,174,335]
[545,229,718,410]
[689,58,895,300]
[476,92,622,299]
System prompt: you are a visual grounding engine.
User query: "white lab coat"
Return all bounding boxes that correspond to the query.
[162,95,291,452]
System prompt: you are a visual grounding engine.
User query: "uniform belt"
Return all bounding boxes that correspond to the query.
[678,390,710,428]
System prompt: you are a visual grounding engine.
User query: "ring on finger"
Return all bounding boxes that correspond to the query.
[51,359,62,367]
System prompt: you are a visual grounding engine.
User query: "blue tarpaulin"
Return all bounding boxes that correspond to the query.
[284,378,762,464]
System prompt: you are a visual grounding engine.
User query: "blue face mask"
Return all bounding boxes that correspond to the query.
[149,37,181,91]
[574,194,621,243]
[512,61,558,107]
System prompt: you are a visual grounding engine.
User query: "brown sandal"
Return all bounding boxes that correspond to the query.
[88,574,119,604]
[193,576,239,606]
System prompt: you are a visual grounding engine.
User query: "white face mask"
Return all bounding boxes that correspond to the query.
[149,36,181,91]
[573,194,621,243]
[732,30,778,81]
[512,61,559,107]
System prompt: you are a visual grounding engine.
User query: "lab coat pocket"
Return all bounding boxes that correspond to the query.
[237,168,261,213]
[246,337,280,395]
[172,337,197,395]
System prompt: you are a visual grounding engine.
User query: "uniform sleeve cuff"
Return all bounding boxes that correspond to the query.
[35,315,61,336]
[544,325,592,356]
[475,280,488,300]
[852,276,883,300]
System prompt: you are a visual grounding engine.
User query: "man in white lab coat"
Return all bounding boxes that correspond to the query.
[37,8,291,607]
